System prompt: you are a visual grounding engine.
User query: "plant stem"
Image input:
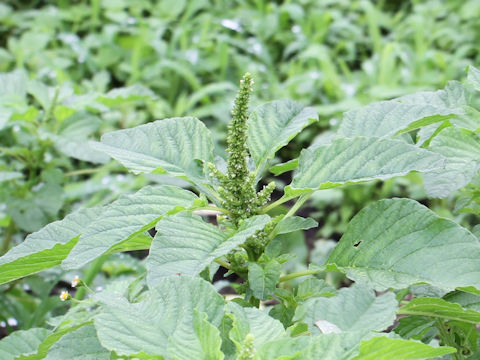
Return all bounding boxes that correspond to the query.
[65,168,103,177]
[283,193,312,219]
[74,255,107,300]
[260,195,293,214]
[1,221,15,255]
[215,258,232,270]
[279,268,324,282]
[435,319,462,360]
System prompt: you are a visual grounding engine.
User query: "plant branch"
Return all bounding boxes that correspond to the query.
[279,268,324,282]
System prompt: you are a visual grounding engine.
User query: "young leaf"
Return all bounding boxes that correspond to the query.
[0,328,50,360]
[423,127,480,198]
[146,213,270,286]
[0,207,102,285]
[327,198,480,291]
[63,185,199,270]
[190,310,225,360]
[294,284,397,334]
[289,137,444,192]
[398,297,480,324]
[91,117,214,179]
[350,337,456,360]
[44,324,109,360]
[246,100,318,167]
[247,260,282,300]
[94,276,225,359]
[226,302,285,350]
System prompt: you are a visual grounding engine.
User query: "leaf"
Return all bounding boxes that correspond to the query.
[247,260,282,300]
[97,84,155,106]
[0,207,102,285]
[269,158,298,176]
[63,185,198,270]
[398,297,480,324]
[423,127,480,198]
[0,171,23,182]
[274,216,318,235]
[467,65,480,91]
[44,324,109,360]
[294,284,397,334]
[226,302,285,350]
[0,328,50,360]
[289,137,444,191]
[350,337,456,360]
[444,290,480,312]
[337,95,460,139]
[247,100,318,167]
[53,112,109,163]
[91,117,214,179]
[94,276,225,359]
[146,213,270,286]
[327,198,480,291]
[256,331,371,360]
[191,310,224,360]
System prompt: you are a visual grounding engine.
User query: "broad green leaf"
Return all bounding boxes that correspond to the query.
[351,337,456,360]
[247,260,282,300]
[256,331,371,360]
[247,100,318,166]
[92,117,214,179]
[0,207,102,285]
[394,316,435,339]
[52,113,109,163]
[226,302,285,350]
[444,290,480,312]
[0,328,50,360]
[423,127,480,198]
[339,81,467,139]
[289,137,444,191]
[94,276,225,359]
[0,171,23,182]
[45,324,109,360]
[97,84,155,106]
[398,297,480,324]
[468,65,480,91]
[191,310,224,360]
[327,198,480,291]
[63,185,198,270]
[17,323,91,360]
[274,216,318,235]
[146,213,270,286]
[294,284,397,334]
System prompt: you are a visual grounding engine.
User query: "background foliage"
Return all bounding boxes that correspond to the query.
[0,0,480,355]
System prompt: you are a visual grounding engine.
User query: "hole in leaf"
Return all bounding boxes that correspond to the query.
[353,241,361,248]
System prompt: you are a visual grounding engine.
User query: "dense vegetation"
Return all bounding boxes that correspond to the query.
[1,1,480,359]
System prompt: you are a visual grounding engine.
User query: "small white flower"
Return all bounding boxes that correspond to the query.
[60,291,71,301]
[71,276,80,288]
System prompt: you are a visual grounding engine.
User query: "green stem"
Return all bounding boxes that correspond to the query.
[283,193,312,219]
[74,255,108,300]
[44,86,60,124]
[1,221,15,255]
[435,319,462,360]
[279,269,324,282]
[65,168,102,177]
[260,195,294,214]
[215,258,232,270]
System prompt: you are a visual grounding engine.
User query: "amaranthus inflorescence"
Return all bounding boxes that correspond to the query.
[208,73,274,226]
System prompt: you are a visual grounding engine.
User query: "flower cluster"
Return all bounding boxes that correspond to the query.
[208,73,274,225]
